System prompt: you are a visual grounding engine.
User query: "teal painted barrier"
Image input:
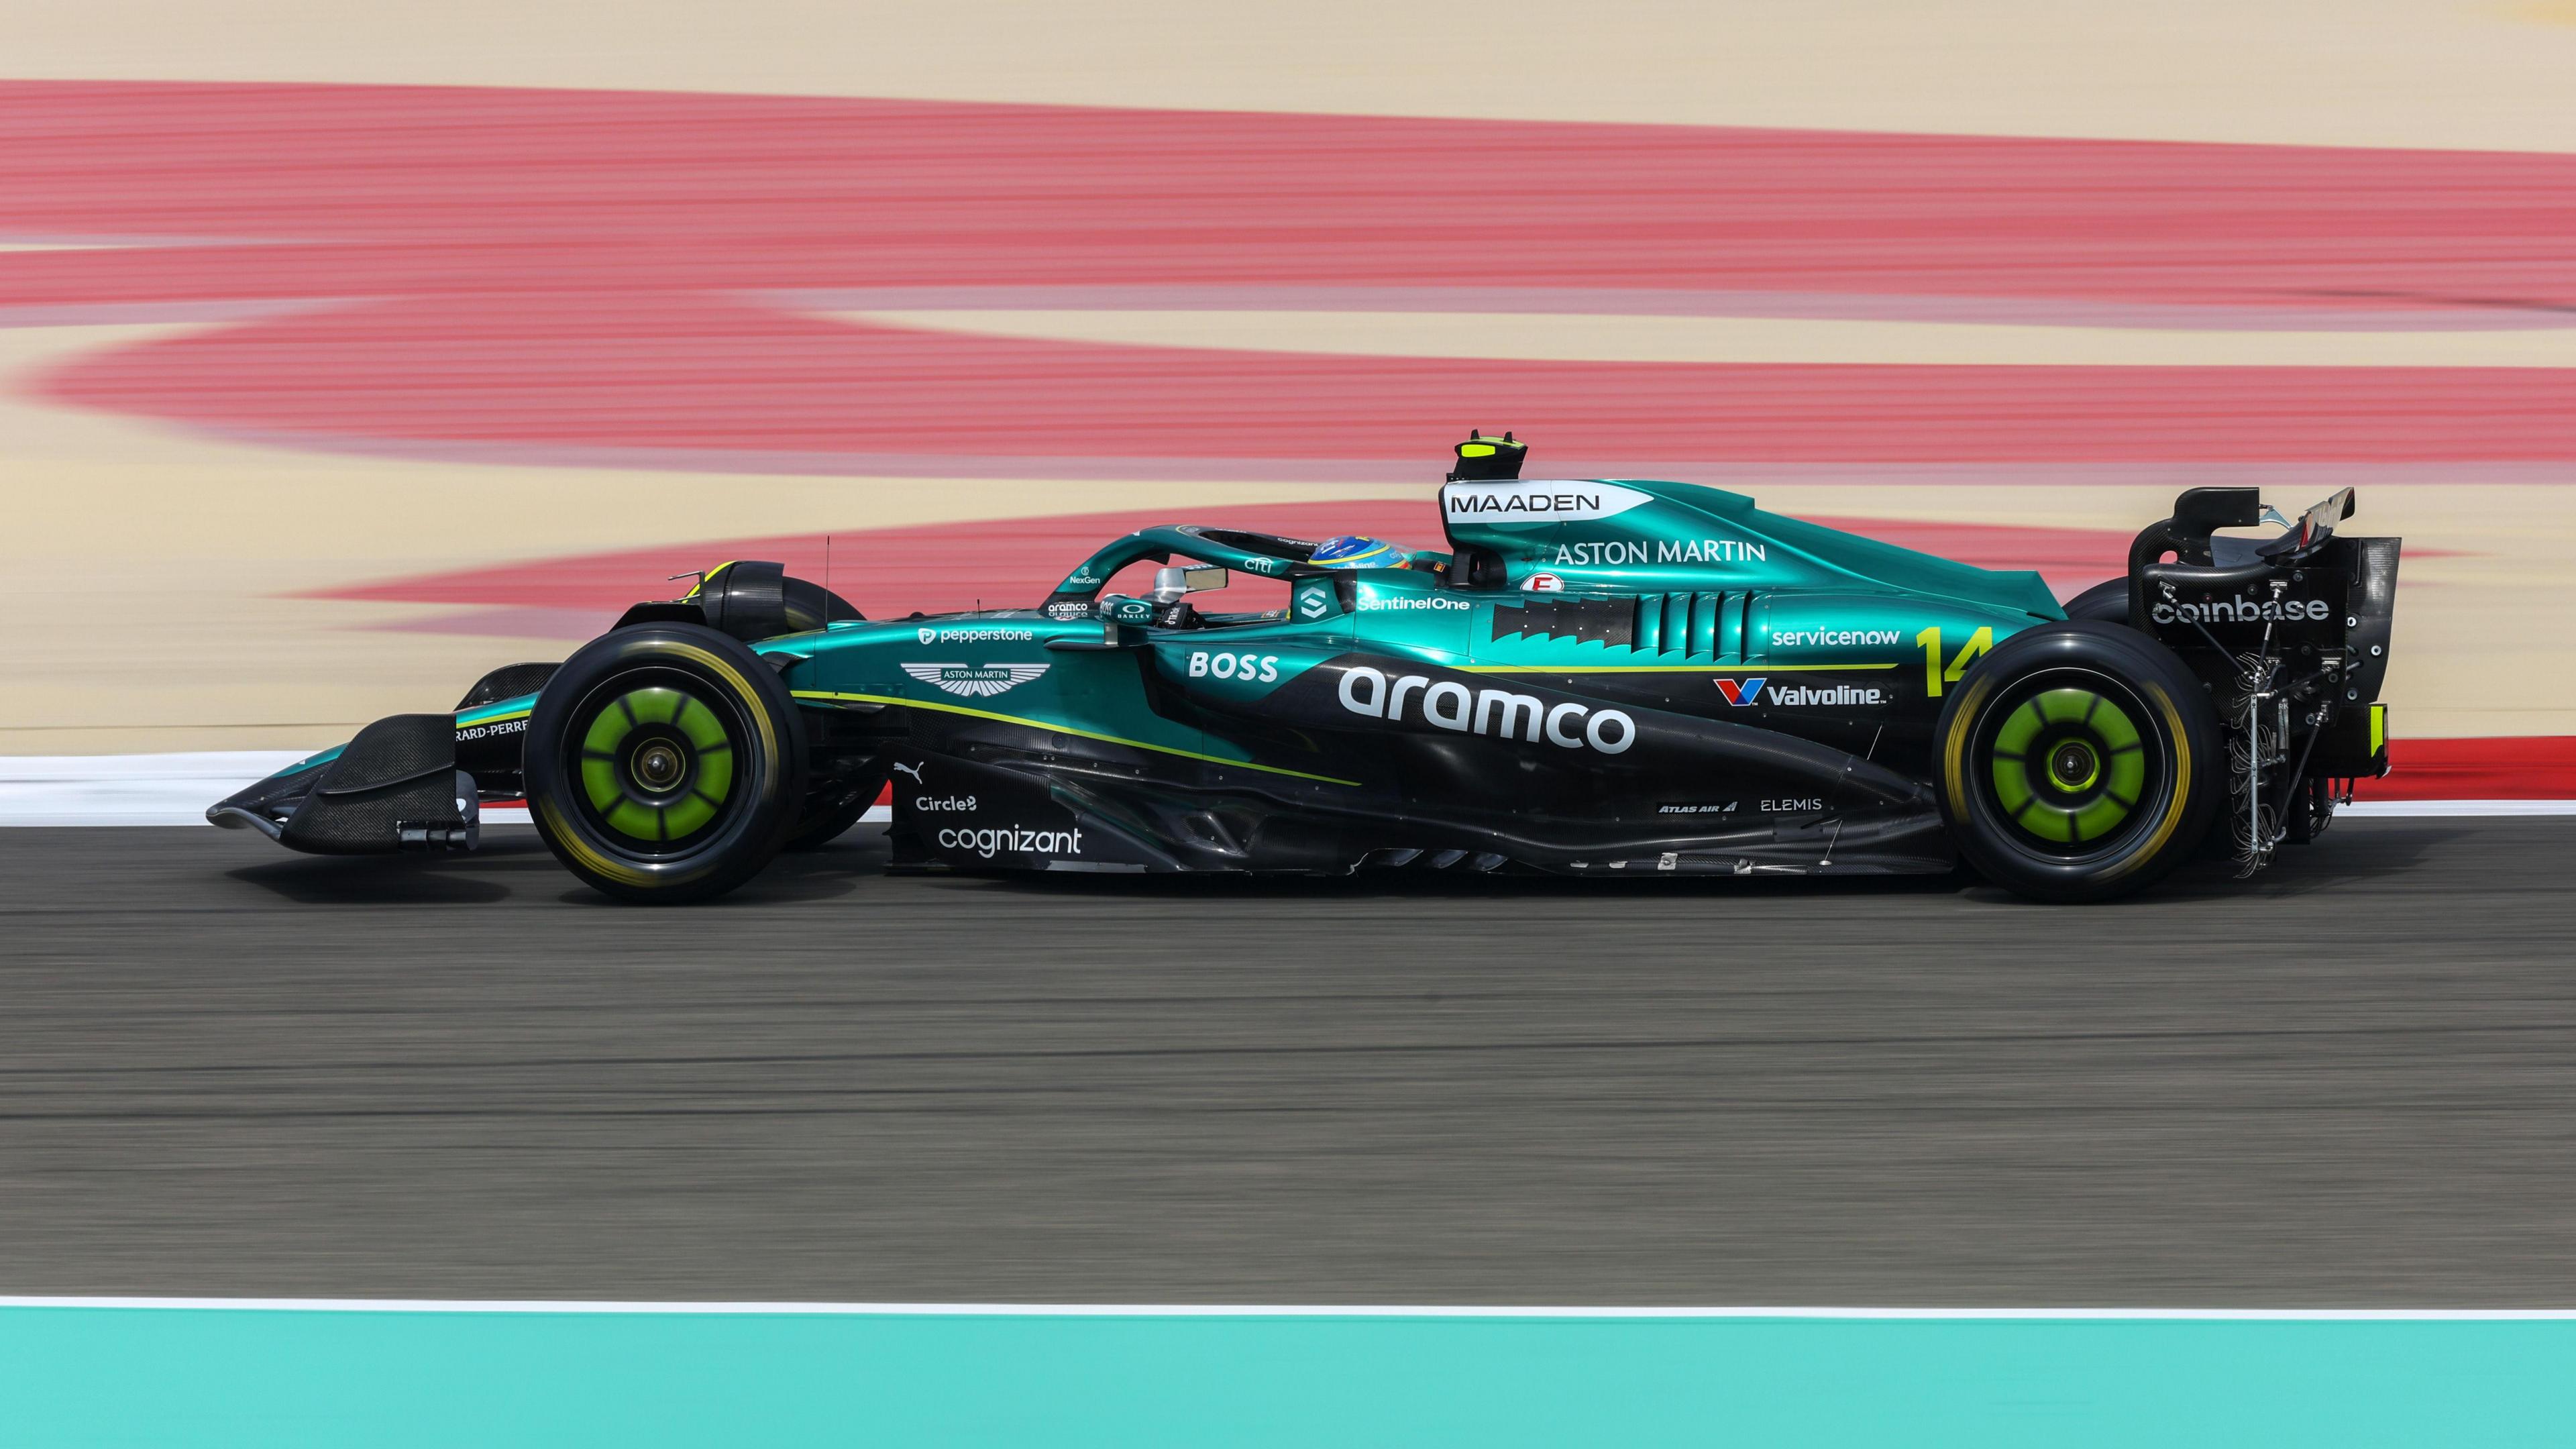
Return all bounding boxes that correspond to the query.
[3,1305,2572,1446]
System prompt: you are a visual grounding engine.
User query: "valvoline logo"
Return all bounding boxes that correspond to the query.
[1713,677,1767,706]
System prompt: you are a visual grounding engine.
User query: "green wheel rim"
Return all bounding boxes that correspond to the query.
[1988,686,2148,847]
[574,686,737,844]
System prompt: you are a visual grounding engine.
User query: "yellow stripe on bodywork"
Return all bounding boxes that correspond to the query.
[2371,703,2387,753]
[792,690,1360,787]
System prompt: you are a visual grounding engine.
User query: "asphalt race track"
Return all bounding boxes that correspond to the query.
[2,820,2571,1306]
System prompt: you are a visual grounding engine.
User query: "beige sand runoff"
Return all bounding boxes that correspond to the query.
[8,0,2576,153]
[5,1,2575,751]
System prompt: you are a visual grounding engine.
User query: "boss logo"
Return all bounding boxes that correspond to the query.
[1187,651,1282,682]
[1336,666,1635,754]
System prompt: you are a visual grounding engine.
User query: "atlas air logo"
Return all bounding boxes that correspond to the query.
[901,661,1050,698]
[1715,678,1886,708]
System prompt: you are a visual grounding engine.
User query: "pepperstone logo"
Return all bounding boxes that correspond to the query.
[1441,480,1654,523]
[901,661,1051,698]
[1337,666,1636,754]
[924,626,1037,643]
[2152,595,2333,625]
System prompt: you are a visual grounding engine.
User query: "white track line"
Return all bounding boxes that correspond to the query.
[0,753,885,826]
[0,1295,2571,1318]
[0,753,2559,826]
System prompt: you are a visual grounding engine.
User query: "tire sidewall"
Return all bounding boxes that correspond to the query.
[525,624,808,902]
[1935,620,2218,902]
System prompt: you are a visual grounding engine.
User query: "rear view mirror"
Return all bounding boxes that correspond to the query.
[1152,565,1231,602]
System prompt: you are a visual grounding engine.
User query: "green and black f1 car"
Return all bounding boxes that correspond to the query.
[212,435,2398,903]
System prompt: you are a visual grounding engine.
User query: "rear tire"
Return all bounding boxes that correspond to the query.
[2061,577,2128,623]
[525,625,807,903]
[1934,621,2218,903]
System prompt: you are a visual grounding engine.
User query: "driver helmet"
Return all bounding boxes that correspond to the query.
[1311,535,1409,570]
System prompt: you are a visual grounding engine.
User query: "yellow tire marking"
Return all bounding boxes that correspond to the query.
[2100,682,2194,881]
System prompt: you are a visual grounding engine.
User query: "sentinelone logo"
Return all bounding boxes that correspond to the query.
[1356,594,1470,611]
[936,824,1082,859]
[2152,596,2333,625]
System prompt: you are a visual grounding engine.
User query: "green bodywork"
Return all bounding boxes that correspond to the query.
[447,478,2067,776]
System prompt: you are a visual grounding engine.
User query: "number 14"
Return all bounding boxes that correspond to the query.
[1916,626,1993,698]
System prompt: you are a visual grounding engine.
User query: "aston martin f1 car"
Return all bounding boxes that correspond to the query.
[212,435,2398,903]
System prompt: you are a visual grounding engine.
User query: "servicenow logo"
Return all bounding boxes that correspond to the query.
[1336,667,1635,754]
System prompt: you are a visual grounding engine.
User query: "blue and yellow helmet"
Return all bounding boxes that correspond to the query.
[1311,535,1409,570]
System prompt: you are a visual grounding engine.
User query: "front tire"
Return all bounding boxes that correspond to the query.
[1935,621,2218,903]
[525,625,807,903]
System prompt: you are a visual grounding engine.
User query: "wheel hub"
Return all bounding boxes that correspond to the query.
[1989,686,2149,848]
[2049,740,2101,791]
[632,741,686,792]
[576,686,737,845]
